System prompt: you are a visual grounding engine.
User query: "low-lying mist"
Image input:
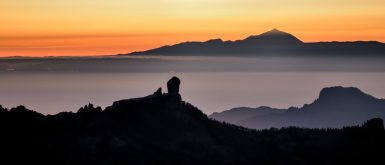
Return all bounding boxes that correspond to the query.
[1,55,385,117]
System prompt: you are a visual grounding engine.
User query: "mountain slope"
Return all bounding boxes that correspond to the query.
[238,29,303,46]
[210,86,385,129]
[127,29,385,56]
[210,106,285,124]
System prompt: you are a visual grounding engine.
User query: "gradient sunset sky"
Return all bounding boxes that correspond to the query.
[1,0,385,56]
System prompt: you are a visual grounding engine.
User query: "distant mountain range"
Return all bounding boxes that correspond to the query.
[126,29,385,56]
[1,77,385,164]
[210,86,385,129]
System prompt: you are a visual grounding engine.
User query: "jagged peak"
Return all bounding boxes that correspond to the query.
[264,28,285,34]
[244,28,303,44]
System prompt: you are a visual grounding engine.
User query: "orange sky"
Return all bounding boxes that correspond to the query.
[1,0,385,57]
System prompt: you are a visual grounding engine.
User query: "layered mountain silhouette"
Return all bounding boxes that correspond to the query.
[209,106,286,124]
[127,29,385,56]
[0,78,384,164]
[210,86,385,129]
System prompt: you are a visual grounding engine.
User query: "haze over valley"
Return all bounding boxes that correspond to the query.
[1,56,385,118]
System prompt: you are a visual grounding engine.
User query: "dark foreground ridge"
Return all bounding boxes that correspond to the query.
[1,77,385,165]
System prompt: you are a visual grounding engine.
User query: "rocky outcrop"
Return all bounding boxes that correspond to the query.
[167,76,181,95]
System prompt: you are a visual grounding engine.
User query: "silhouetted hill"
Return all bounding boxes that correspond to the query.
[210,86,385,129]
[127,29,385,56]
[239,29,303,46]
[210,106,285,124]
[0,78,385,164]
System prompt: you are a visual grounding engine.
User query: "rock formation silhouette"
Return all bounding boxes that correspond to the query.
[167,76,181,95]
[153,87,162,96]
[0,78,384,164]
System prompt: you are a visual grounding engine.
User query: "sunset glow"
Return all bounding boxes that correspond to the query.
[1,0,385,56]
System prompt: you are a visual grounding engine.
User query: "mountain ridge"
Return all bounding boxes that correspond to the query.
[210,86,385,129]
[127,29,385,56]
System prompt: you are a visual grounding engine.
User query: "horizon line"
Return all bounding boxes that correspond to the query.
[1,29,384,58]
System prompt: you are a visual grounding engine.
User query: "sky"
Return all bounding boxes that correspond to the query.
[1,0,385,56]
